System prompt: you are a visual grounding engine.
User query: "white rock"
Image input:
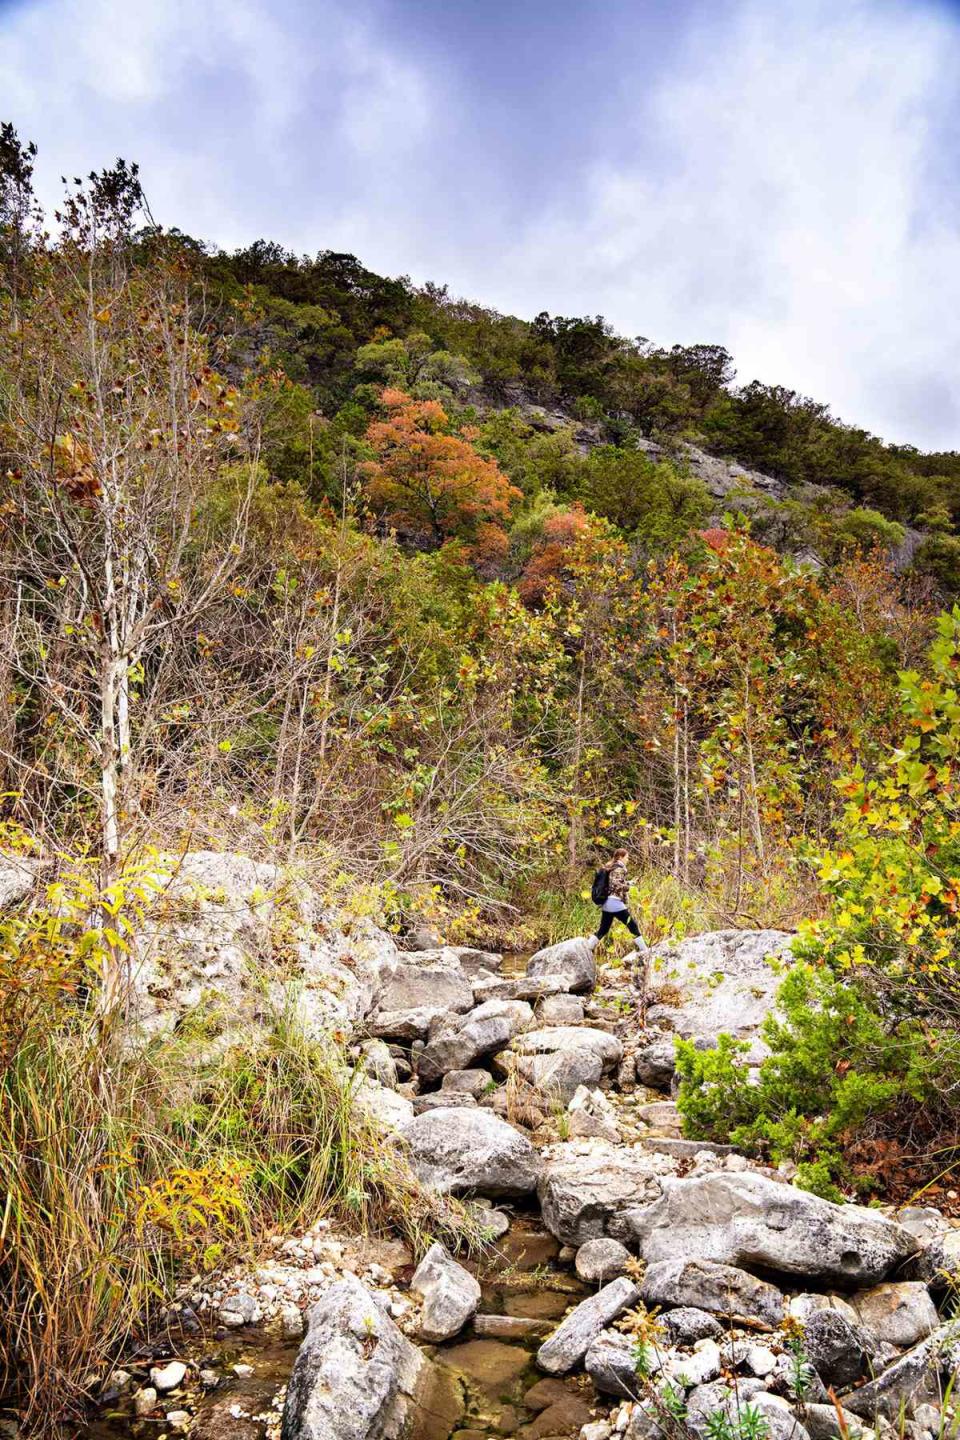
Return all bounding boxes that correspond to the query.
[410,1243,481,1342]
[617,1171,918,1284]
[150,1361,187,1393]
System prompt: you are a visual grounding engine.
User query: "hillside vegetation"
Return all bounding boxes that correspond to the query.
[4,126,960,1432]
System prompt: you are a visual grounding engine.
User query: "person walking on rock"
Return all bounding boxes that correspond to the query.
[589,848,648,955]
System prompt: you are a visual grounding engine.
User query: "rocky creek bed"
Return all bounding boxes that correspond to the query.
[19,856,958,1440]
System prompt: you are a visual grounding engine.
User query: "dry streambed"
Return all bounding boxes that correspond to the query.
[80,928,960,1440]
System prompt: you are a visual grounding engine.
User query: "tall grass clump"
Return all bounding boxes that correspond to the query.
[0,874,478,1436]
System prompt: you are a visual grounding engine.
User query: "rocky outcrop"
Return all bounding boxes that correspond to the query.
[0,852,40,909]
[400,1107,542,1197]
[615,1171,919,1283]
[281,1274,430,1440]
[131,850,400,1045]
[645,929,793,1062]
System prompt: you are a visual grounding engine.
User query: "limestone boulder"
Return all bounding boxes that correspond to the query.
[616,1171,919,1284]
[400,1107,541,1198]
[802,1308,872,1389]
[369,964,474,1041]
[536,994,585,1026]
[840,1330,944,1421]
[640,1257,784,1330]
[633,1033,678,1090]
[281,1274,430,1440]
[575,1238,632,1285]
[418,1000,532,1082]
[410,1243,480,1342]
[511,1026,622,1068]
[525,938,597,995]
[536,1276,640,1375]
[852,1281,939,1349]
[585,1331,643,1397]
[539,1140,676,1246]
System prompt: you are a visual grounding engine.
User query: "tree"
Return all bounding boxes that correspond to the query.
[361,388,520,555]
[0,163,257,1012]
[677,611,960,1195]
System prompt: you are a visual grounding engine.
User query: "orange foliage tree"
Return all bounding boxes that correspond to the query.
[361,388,520,557]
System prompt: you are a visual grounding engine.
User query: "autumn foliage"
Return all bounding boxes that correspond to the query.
[361,388,520,559]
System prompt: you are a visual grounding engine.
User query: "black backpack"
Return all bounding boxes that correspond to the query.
[591,867,610,905]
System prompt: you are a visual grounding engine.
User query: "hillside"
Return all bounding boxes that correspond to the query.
[4,132,960,1440]
[204,241,960,586]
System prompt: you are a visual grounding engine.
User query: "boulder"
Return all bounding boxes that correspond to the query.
[539,1140,676,1246]
[512,1026,622,1069]
[441,1069,491,1098]
[355,1079,415,1133]
[841,1331,943,1421]
[852,1281,939,1349]
[633,1034,678,1089]
[575,1238,632,1285]
[472,973,575,1004]
[536,1276,640,1375]
[358,1040,398,1089]
[666,1339,722,1388]
[418,1000,532,1082]
[281,1274,429,1440]
[660,1308,723,1346]
[640,1257,784,1330]
[617,1171,919,1284]
[410,1243,481,1341]
[802,1309,872,1389]
[370,965,474,1040]
[567,1086,621,1143]
[526,938,597,994]
[684,1381,771,1438]
[645,929,793,1063]
[585,1331,643,1397]
[446,947,504,978]
[510,1048,603,1104]
[413,1091,476,1114]
[400,1108,541,1197]
[801,1405,874,1440]
[536,994,585,1027]
[637,1101,680,1131]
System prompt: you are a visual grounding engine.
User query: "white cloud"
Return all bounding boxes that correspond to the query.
[478,0,960,448]
[0,0,433,254]
[1,0,957,448]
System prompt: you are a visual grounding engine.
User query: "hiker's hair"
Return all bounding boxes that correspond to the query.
[612,848,628,862]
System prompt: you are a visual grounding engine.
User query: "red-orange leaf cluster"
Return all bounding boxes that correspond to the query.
[362,388,520,558]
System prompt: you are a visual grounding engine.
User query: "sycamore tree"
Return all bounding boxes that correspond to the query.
[0,143,257,1010]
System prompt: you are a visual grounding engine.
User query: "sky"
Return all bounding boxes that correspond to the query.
[1,0,959,451]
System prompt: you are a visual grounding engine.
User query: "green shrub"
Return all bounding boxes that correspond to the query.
[677,611,960,1195]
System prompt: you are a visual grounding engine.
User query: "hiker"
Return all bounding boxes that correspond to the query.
[588,848,648,954]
